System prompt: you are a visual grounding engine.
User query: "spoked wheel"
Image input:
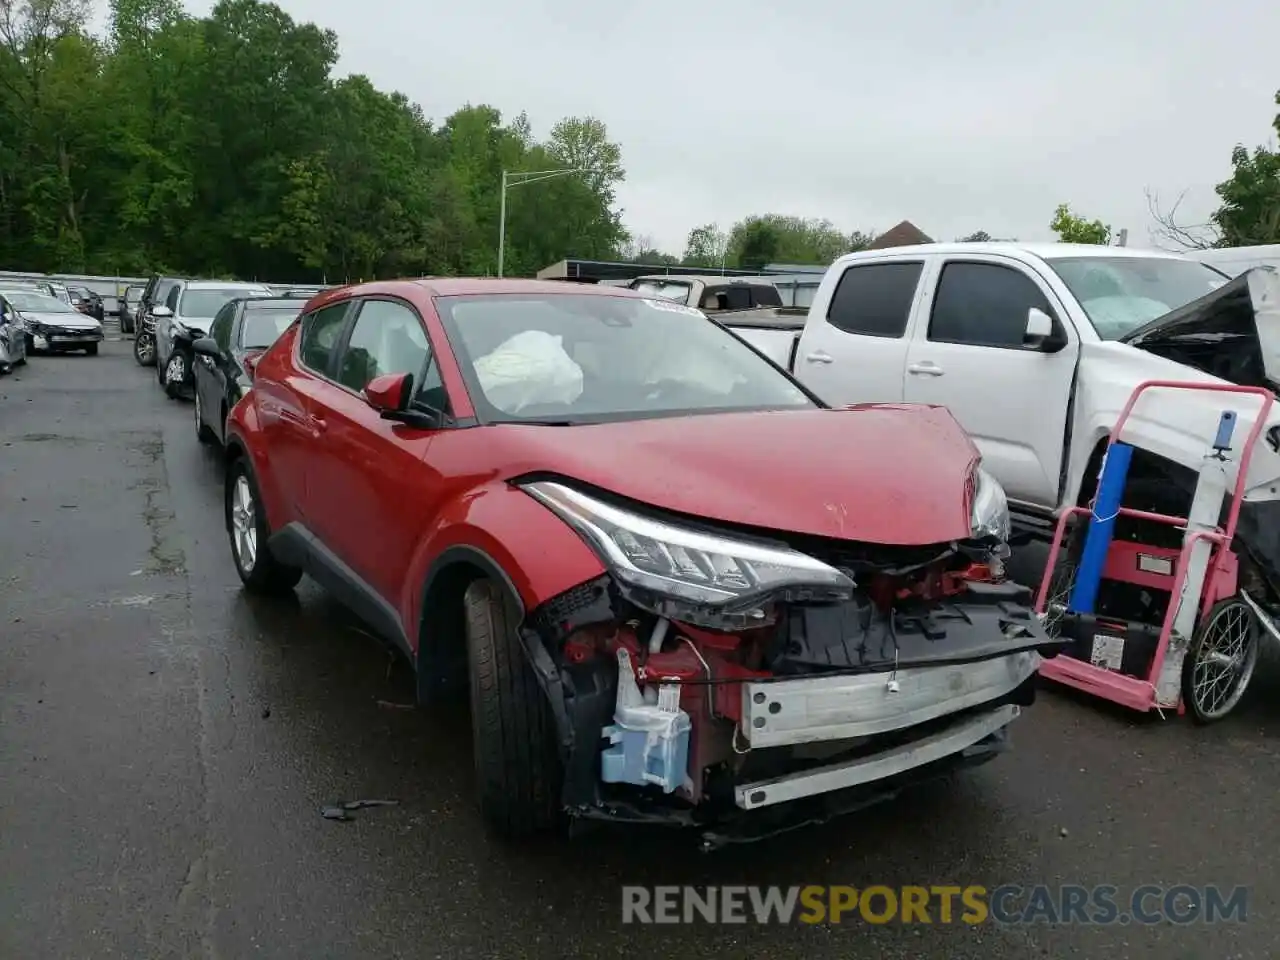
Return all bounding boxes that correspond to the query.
[1182,597,1260,724]
[1041,559,1078,641]
[1039,524,1082,641]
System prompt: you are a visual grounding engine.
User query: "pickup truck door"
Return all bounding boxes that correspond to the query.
[901,256,1079,510]
[792,259,927,404]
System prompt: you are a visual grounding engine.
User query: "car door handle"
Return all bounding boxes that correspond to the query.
[907,361,945,377]
[804,351,834,364]
[310,415,327,438]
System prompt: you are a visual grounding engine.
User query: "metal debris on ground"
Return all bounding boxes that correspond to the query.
[320,799,400,822]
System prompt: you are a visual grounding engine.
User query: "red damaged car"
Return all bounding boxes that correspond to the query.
[222,278,1062,846]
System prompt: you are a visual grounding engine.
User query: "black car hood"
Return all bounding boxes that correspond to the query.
[1119,266,1280,389]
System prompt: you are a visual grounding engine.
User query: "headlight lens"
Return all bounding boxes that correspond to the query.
[970,467,1011,542]
[521,480,855,629]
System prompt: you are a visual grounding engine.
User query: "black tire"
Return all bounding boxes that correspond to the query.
[225,455,302,595]
[85,343,98,356]
[462,578,561,838]
[195,388,217,444]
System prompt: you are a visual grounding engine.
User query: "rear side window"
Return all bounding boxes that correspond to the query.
[928,262,1055,348]
[298,302,350,376]
[826,262,923,337]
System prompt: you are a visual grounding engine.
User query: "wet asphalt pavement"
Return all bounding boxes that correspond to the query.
[3,337,1280,959]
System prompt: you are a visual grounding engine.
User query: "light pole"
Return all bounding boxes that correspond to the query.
[498,167,589,277]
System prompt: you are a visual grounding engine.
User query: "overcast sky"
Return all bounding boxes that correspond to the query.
[167,0,1280,256]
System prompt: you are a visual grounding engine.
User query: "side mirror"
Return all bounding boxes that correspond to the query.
[364,371,413,413]
[1023,307,1067,352]
[193,337,219,358]
[364,372,440,428]
[152,305,172,318]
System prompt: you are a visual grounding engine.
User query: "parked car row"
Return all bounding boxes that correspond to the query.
[150,274,1064,848]
[0,279,105,371]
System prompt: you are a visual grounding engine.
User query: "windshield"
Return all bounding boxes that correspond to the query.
[5,292,76,313]
[1047,256,1230,340]
[241,304,304,348]
[179,288,264,319]
[629,279,693,304]
[435,293,815,424]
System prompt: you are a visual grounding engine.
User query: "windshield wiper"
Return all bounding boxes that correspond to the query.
[508,420,579,427]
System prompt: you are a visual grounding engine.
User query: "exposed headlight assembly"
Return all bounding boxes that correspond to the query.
[970,467,1011,543]
[521,480,855,629]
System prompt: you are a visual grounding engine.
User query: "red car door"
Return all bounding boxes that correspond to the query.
[302,296,446,610]
[257,300,354,525]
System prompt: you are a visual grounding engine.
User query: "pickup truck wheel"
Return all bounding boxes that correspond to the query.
[225,456,302,595]
[462,578,561,838]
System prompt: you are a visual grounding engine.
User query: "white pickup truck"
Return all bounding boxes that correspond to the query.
[724,243,1280,589]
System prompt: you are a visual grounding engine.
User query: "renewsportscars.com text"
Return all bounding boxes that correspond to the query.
[621,884,1248,926]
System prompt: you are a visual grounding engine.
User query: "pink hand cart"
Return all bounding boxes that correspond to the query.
[1035,380,1276,722]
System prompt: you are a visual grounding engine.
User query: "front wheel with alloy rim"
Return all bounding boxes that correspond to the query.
[195,389,217,444]
[225,456,302,595]
[163,351,185,398]
[1182,597,1260,723]
[134,332,155,366]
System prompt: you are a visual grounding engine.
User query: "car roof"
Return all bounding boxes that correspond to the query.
[182,280,274,291]
[834,241,1192,266]
[305,277,651,311]
[631,274,774,285]
[241,296,309,308]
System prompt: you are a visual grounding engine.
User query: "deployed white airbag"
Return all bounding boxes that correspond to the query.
[474,330,583,413]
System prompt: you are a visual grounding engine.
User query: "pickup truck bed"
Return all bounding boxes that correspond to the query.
[720,307,804,369]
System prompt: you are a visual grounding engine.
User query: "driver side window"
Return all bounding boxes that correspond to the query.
[928,262,1058,349]
[335,298,430,393]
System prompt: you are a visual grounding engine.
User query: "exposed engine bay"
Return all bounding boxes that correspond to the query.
[1119,266,1280,597]
[514,480,1065,846]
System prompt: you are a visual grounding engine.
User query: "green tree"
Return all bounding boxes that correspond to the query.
[735,218,781,270]
[1050,204,1111,245]
[682,222,726,267]
[958,230,991,242]
[0,0,632,281]
[1212,145,1280,246]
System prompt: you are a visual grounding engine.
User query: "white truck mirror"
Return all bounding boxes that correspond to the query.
[1024,307,1054,346]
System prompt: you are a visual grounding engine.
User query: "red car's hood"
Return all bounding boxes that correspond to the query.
[494,405,980,545]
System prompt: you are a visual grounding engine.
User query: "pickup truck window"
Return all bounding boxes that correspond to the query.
[928,262,1055,348]
[826,262,922,338]
[1046,256,1228,340]
[630,279,691,303]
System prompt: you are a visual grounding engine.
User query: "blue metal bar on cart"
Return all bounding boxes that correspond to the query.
[1068,442,1134,614]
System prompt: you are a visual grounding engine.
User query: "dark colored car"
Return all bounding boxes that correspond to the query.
[133,276,186,366]
[119,283,144,334]
[221,278,1059,846]
[192,295,309,445]
[66,285,106,322]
